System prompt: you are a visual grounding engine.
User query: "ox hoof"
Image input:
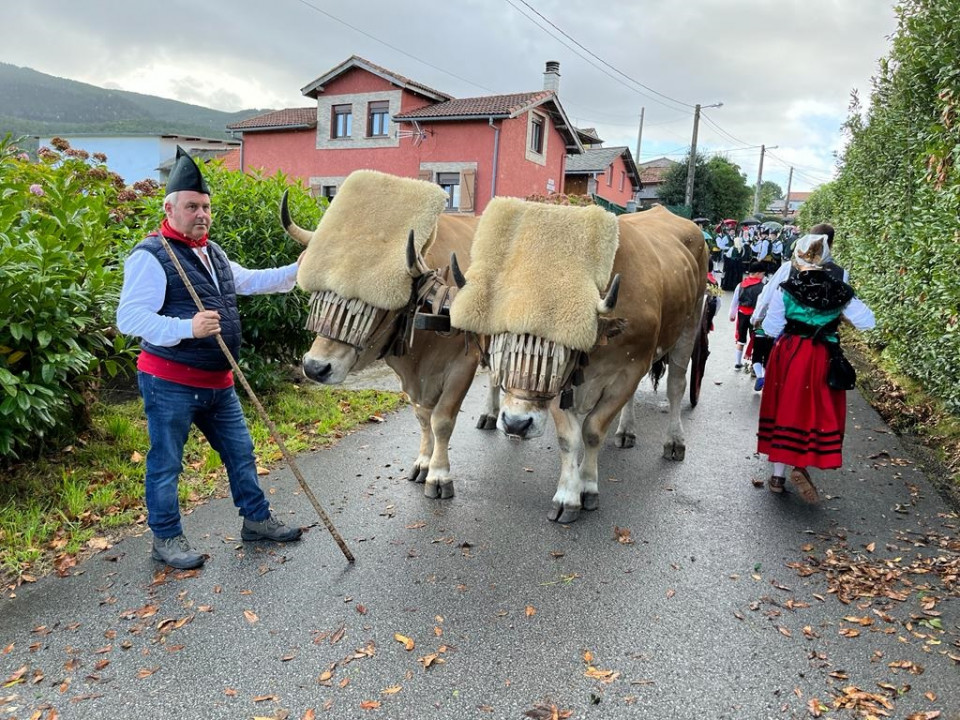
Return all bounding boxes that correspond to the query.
[423,481,455,499]
[582,492,599,511]
[476,414,498,430]
[662,441,686,461]
[407,465,428,484]
[614,432,636,449]
[548,502,581,524]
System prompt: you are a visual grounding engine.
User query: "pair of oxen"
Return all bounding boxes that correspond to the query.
[281,193,708,525]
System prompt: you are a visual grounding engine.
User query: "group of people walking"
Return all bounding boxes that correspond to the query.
[705,220,875,504]
[705,222,799,291]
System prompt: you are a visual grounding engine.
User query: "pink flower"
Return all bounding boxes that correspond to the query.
[16,153,29,162]
[29,184,45,197]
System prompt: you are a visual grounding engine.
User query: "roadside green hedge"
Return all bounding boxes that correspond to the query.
[0,137,323,461]
[831,0,960,412]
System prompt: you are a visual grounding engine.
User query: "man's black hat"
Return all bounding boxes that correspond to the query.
[166,145,211,195]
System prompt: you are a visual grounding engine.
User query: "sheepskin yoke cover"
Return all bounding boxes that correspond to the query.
[297,170,449,310]
[450,197,620,351]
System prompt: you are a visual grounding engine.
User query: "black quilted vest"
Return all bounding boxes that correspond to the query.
[133,234,241,370]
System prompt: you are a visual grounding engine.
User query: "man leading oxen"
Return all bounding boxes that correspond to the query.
[280,170,493,500]
[450,200,707,523]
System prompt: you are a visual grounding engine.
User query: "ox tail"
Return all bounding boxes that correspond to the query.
[649,357,667,392]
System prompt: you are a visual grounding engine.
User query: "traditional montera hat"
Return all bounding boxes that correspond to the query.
[166,146,211,195]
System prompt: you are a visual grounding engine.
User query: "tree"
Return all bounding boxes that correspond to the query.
[703,156,752,222]
[656,153,751,221]
[656,152,708,215]
[750,180,783,215]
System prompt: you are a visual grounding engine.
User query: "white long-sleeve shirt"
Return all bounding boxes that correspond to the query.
[116,246,298,347]
[761,282,875,339]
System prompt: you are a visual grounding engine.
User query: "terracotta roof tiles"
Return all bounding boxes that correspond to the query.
[394,91,553,120]
[227,108,317,131]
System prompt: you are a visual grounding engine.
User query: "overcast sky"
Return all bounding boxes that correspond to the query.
[3,0,898,194]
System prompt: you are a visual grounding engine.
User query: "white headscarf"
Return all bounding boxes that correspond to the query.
[791,233,832,271]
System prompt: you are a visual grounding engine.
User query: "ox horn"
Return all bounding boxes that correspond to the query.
[279,189,314,247]
[598,274,621,314]
[406,229,430,279]
[450,252,466,289]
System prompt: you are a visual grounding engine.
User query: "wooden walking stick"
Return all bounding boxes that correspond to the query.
[156,233,355,564]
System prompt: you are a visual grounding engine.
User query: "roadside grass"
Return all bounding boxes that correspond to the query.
[0,383,405,583]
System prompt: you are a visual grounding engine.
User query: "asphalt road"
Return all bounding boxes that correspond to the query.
[2,323,958,720]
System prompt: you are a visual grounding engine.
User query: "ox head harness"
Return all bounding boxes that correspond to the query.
[303,263,462,359]
[486,317,625,409]
[487,332,589,410]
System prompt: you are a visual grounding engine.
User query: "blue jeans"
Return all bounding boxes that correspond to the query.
[138,372,270,539]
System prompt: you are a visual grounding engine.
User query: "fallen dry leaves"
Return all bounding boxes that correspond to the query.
[394,633,414,651]
[523,703,573,719]
[613,526,634,545]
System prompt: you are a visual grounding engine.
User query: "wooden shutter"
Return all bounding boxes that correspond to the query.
[419,168,433,182]
[459,169,476,212]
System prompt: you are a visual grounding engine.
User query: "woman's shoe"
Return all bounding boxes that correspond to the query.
[768,475,785,494]
[790,467,820,503]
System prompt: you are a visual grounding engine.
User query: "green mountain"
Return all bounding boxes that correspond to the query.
[0,63,268,139]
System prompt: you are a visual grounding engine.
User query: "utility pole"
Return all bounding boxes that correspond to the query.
[683,104,702,210]
[752,144,778,216]
[782,166,794,221]
[684,102,722,211]
[635,107,645,163]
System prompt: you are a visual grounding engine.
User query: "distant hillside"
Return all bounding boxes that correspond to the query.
[0,63,268,139]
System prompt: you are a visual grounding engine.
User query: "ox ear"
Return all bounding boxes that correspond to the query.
[597,317,628,344]
[597,274,621,314]
[450,252,466,289]
[280,190,314,247]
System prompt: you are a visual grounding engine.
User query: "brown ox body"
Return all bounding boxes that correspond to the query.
[496,206,708,523]
[284,209,493,499]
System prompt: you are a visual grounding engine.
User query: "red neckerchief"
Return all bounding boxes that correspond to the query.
[160,218,208,248]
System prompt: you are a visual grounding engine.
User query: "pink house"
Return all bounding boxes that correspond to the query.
[227,56,584,214]
[564,146,641,209]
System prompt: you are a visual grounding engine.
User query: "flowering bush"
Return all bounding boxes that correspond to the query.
[0,135,148,459]
[0,135,323,459]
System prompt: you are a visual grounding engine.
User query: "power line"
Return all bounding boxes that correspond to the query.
[504,0,695,113]
[291,0,496,94]
[766,150,835,178]
[699,112,752,147]
[764,151,833,184]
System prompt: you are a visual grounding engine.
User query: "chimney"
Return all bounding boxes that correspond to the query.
[543,61,560,93]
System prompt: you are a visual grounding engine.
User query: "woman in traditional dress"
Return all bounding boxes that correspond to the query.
[756,235,875,502]
[720,230,747,291]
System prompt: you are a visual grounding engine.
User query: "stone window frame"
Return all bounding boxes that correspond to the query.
[525,110,549,166]
[316,91,402,150]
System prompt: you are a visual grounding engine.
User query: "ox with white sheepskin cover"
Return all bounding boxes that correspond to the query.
[449,197,620,352]
[296,169,449,310]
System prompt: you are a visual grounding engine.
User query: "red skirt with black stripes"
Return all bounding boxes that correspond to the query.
[756,334,846,469]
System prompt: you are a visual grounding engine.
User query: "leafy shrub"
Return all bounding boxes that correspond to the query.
[795,182,837,231]
[137,161,323,392]
[833,0,960,411]
[0,136,147,458]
